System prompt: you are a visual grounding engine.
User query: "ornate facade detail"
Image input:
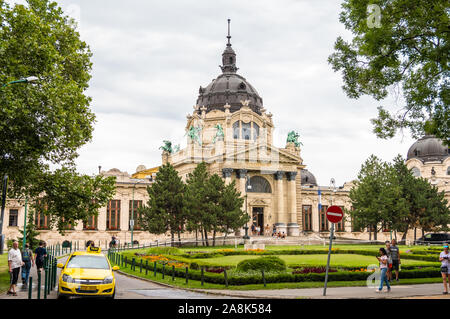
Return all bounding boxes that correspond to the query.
[286,171,298,181]
[274,171,285,180]
[236,169,248,179]
[222,168,233,178]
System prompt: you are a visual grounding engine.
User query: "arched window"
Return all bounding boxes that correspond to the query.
[242,122,251,140]
[253,123,259,141]
[411,167,421,177]
[447,166,450,175]
[233,121,240,139]
[248,176,272,193]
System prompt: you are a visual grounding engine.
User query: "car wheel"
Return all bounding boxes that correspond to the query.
[57,292,67,300]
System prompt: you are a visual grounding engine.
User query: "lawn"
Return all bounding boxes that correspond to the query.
[0,254,10,293]
[187,254,440,268]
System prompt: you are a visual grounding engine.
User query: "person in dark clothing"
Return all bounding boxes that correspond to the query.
[34,241,47,273]
[21,243,34,286]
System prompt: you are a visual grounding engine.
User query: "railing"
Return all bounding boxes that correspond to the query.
[27,252,57,299]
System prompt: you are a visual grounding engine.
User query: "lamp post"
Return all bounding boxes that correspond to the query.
[130,178,148,248]
[0,76,39,254]
[243,175,251,240]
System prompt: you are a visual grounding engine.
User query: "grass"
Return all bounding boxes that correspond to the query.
[0,254,10,293]
[111,258,444,291]
[185,254,440,268]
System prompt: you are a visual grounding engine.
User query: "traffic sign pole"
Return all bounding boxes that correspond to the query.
[323,222,334,296]
[323,205,343,296]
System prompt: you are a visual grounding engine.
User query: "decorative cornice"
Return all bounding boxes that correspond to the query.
[274,171,284,180]
[286,171,298,181]
[236,169,248,179]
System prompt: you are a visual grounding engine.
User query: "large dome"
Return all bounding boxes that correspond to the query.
[300,169,317,186]
[407,135,449,162]
[195,21,263,115]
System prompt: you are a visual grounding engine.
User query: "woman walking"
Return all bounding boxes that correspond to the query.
[439,244,450,294]
[376,248,391,293]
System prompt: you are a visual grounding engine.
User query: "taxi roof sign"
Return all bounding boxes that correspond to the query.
[87,246,101,253]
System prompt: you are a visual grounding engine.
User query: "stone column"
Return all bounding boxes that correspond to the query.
[286,171,299,236]
[222,168,233,185]
[274,171,287,234]
[235,169,248,237]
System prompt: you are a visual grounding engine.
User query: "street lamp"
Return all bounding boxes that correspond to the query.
[0,76,39,254]
[243,175,252,240]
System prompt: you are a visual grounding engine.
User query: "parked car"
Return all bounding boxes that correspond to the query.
[414,233,450,245]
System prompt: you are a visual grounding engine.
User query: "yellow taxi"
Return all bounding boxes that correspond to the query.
[57,246,119,299]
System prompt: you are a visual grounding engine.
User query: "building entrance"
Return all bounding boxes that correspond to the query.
[252,207,264,236]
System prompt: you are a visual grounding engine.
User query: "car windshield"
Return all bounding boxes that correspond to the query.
[66,255,109,270]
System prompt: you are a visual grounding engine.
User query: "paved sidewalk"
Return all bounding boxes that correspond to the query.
[201,283,450,299]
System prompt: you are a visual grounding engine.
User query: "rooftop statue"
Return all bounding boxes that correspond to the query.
[287,131,303,148]
[159,140,173,153]
[186,125,202,146]
[212,124,224,143]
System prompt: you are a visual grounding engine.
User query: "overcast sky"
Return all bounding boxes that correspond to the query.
[12,0,416,186]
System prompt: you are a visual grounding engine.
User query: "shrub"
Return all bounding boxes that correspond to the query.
[236,256,287,272]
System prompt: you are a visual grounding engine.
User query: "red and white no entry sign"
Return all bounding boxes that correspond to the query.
[326,205,343,223]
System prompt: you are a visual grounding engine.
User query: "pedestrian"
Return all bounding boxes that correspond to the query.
[21,243,34,287]
[385,241,393,282]
[376,247,391,293]
[272,225,276,237]
[390,239,401,281]
[7,240,24,296]
[439,244,450,294]
[34,241,47,273]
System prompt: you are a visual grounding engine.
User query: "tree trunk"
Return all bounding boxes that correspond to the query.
[195,229,198,247]
[401,229,408,241]
[212,229,216,247]
[177,230,181,247]
[200,226,204,246]
[369,226,372,241]
[373,225,378,241]
[171,232,174,247]
[414,227,417,242]
[223,230,228,246]
[204,229,209,247]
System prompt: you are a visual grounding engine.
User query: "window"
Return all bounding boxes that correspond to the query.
[302,205,312,231]
[335,206,345,232]
[447,167,450,175]
[232,121,260,141]
[233,121,240,139]
[253,123,259,141]
[129,200,143,230]
[8,209,18,227]
[319,205,329,231]
[106,200,121,230]
[411,167,421,177]
[83,215,98,230]
[248,176,271,193]
[35,211,49,230]
[242,122,251,140]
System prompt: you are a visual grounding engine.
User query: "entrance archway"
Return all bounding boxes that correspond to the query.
[252,207,264,236]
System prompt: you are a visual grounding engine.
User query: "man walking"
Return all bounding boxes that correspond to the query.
[385,241,393,282]
[21,243,34,287]
[34,241,47,273]
[390,239,401,281]
[8,240,24,296]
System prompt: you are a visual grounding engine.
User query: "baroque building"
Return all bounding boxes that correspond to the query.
[2,24,449,248]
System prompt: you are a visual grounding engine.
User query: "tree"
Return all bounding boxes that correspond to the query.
[218,180,247,245]
[184,162,209,246]
[17,208,40,249]
[30,167,116,234]
[349,155,406,240]
[139,163,186,246]
[204,174,225,247]
[329,0,449,145]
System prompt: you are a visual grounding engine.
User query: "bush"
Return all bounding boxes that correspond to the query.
[145,247,182,255]
[236,256,287,272]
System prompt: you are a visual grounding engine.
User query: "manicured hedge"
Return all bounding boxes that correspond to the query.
[236,256,287,272]
[110,252,441,286]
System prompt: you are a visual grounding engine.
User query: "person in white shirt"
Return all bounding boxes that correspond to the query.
[439,244,450,294]
[376,247,391,293]
[7,240,24,296]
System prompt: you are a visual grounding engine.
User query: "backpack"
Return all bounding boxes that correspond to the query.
[22,249,31,262]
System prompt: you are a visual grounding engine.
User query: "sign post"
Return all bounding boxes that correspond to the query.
[323,205,343,296]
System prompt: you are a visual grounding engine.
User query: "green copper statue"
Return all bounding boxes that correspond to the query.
[159,140,173,153]
[286,130,303,147]
[186,125,202,146]
[212,124,224,143]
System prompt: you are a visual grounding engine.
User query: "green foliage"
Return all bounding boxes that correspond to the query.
[145,247,182,255]
[139,163,186,241]
[0,0,95,195]
[17,207,40,249]
[329,0,449,145]
[31,167,116,233]
[236,256,287,272]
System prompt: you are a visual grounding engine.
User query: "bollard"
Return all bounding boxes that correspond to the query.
[44,267,48,299]
[125,256,128,269]
[185,267,188,284]
[28,276,33,299]
[37,271,41,299]
[201,267,204,286]
[162,263,165,279]
[172,265,175,281]
[140,259,143,273]
[145,260,148,275]
[132,258,135,271]
[224,269,228,288]
[154,262,157,277]
[262,270,266,287]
